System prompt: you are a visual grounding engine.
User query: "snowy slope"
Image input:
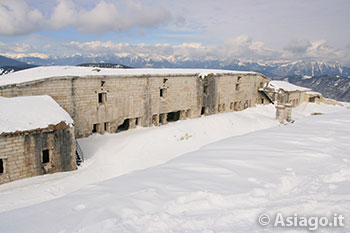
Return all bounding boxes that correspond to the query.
[0,104,280,212]
[0,95,73,134]
[0,104,348,233]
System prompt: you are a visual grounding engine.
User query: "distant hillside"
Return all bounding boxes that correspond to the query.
[0,55,36,75]
[283,75,350,102]
[77,63,131,69]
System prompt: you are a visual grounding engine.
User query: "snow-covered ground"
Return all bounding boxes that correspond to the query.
[0,103,349,233]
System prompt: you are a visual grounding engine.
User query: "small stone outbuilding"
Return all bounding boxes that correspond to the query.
[264,80,311,107]
[0,95,76,184]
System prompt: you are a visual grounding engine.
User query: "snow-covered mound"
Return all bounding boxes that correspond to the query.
[0,95,73,134]
[0,66,258,86]
[0,104,349,233]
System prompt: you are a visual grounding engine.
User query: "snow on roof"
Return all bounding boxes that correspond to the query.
[0,95,73,135]
[268,80,311,92]
[306,91,322,95]
[0,66,259,86]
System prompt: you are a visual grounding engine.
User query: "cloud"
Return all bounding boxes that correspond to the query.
[283,40,312,55]
[49,0,77,30]
[64,36,280,61]
[0,0,44,36]
[282,40,346,63]
[0,0,172,36]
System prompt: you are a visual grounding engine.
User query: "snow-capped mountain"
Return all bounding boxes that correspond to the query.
[16,54,349,78]
[284,74,350,102]
[0,55,36,75]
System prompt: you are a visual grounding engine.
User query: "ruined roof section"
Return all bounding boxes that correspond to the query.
[0,66,260,86]
[268,80,311,92]
[0,95,73,135]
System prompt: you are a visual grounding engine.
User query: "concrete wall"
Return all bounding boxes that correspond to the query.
[0,73,270,138]
[0,127,76,184]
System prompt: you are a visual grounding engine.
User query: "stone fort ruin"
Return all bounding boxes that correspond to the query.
[0,66,336,184]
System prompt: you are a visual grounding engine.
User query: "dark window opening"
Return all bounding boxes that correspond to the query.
[235,83,240,91]
[104,122,109,132]
[117,119,129,132]
[309,97,316,103]
[203,85,209,95]
[230,102,234,110]
[237,76,241,82]
[201,107,206,115]
[167,111,180,122]
[0,159,4,174]
[92,123,100,133]
[160,88,167,98]
[98,92,107,104]
[163,78,168,84]
[101,80,105,87]
[261,98,264,104]
[42,149,50,164]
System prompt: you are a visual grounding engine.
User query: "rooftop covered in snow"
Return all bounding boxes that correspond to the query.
[268,80,311,92]
[0,66,261,87]
[0,95,73,135]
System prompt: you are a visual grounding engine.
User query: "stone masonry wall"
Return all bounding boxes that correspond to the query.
[0,73,270,138]
[0,127,76,184]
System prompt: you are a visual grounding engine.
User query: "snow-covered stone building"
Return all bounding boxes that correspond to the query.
[0,96,76,184]
[0,66,271,138]
[264,80,312,107]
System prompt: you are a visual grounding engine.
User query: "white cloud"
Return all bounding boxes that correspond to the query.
[0,0,44,36]
[64,36,279,61]
[0,0,172,36]
[49,0,77,30]
[282,40,346,63]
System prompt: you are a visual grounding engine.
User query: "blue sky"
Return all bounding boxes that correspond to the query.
[0,0,349,65]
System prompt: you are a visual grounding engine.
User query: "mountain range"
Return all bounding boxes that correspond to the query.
[283,75,350,102]
[0,55,36,75]
[14,54,350,78]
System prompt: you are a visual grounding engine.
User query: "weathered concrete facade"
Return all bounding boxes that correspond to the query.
[0,72,270,138]
[0,122,76,184]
